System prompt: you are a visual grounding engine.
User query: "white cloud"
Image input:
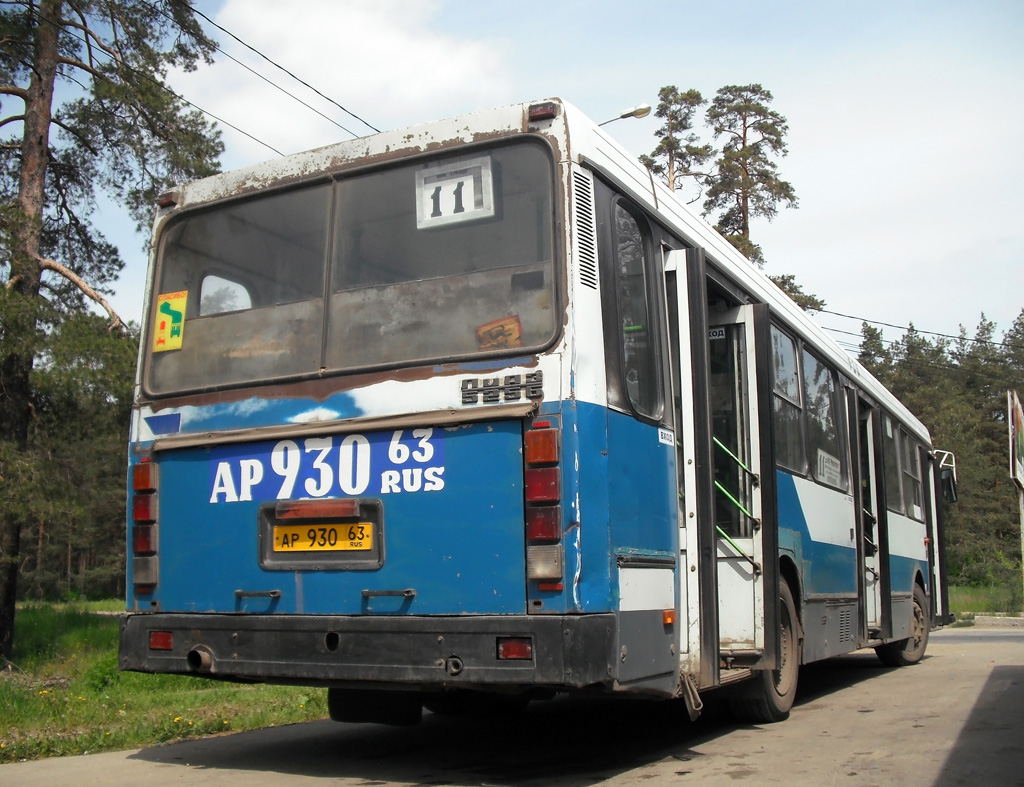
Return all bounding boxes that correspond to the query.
[174,0,512,167]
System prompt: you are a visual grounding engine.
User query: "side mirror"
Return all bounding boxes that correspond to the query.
[940,467,958,504]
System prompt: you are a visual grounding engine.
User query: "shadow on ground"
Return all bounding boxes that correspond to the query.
[129,654,895,786]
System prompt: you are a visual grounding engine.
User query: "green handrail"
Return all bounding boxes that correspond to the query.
[716,525,761,574]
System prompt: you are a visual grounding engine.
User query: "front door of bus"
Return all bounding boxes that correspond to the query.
[708,307,772,663]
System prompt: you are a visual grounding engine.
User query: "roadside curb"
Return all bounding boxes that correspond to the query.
[972,615,1024,628]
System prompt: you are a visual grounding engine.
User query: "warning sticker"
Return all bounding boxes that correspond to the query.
[475,315,523,350]
[153,291,188,352]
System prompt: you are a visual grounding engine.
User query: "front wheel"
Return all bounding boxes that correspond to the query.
[730,580,801,723]
[875,583,930,667]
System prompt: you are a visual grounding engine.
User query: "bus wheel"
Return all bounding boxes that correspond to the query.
[730,581,801,724]
[875,584,930,667]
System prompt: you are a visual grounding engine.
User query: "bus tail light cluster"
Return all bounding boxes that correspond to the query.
[524,420,563,587]
[131,459,159,590]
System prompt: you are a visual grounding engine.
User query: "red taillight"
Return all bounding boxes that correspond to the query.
[149,630,173,651]
[132,458,159,590]
[524,419,564,585]
[133,524,157,555]
[528,101,560,122]
[524,467,560,503]
[497,637,533,660]
[276,499,358,519]
[132,492,157,523]
[526,506,561,541]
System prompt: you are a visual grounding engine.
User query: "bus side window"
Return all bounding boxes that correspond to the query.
[613,203,662,420]
[770,325,806,473]
[881,413,904,514]
[200,275,252,316]
[900,429,924,520]
[802,349,848,490]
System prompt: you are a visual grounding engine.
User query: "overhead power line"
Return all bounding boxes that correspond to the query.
[184,2,380,135]
[136,0,363,141]
[22,3,284,157]
[819,308,1023,352]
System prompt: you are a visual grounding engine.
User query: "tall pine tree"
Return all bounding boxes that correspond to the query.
[0,0,223,658]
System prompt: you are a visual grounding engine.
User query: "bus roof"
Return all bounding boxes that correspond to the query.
[156,97,931,446]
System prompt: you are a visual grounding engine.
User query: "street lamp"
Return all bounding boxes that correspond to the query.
[598,103,652,126]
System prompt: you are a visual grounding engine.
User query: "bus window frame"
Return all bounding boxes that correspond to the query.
[141,138,564,399]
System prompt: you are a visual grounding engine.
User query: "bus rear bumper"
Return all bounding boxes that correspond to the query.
[119,612,618,690]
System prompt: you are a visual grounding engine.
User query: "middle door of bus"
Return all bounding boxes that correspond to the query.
[707,305,777,665]
[666,244,779,683]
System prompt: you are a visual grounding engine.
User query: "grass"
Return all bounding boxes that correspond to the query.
[1,604,326,763]
[948,584,1022,621]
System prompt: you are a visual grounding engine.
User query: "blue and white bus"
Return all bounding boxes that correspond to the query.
[120,98,953,724]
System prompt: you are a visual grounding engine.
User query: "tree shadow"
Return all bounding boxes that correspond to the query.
[932,664,1024,786]
[129,656,894,785]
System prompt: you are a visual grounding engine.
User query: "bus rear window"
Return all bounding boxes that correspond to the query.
[145,141,557,395]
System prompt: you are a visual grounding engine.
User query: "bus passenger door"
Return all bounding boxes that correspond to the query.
[708,305,778,670]
[856,400,883,633]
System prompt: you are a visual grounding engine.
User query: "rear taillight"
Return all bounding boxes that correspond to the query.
[524,419,563,584]
[131,458,159,590]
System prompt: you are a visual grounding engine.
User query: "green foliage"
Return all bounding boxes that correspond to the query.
[0,605,326,762]
[639,86,714,200]
[703,84,798,268]
[768,273,825,313]
[0,0,222,658]
[861,313,1024,588]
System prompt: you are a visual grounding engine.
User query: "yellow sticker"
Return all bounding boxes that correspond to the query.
[153,290,188,352]
[475,314,523,350]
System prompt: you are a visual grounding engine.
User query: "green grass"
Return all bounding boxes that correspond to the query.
[1,604,326,763]
[948,584,1022,618]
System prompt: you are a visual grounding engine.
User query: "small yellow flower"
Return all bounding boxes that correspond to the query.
[173,717,181,723]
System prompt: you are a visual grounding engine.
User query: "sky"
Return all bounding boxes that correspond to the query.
[100,0,1024,354]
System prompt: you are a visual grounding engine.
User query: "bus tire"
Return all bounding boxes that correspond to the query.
[730,580,801,724]
[875,584,930,667]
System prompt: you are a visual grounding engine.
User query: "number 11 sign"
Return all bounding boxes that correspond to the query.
[415,155,495,229]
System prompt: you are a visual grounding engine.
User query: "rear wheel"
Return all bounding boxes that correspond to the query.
[730,580,801,723]
[875,583,929,667]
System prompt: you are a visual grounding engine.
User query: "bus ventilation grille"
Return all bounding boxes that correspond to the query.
[572,169,598,290]
[839,608,853,643]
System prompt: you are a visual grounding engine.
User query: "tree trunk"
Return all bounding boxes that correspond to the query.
[0,0,62,660]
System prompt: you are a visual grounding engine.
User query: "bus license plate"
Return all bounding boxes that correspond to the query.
[272,523,373,552]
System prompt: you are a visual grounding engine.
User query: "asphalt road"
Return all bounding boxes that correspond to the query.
[4,626,1023,786]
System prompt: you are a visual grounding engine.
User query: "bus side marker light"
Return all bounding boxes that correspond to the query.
[663,610,676,626]
[497,637,533,660]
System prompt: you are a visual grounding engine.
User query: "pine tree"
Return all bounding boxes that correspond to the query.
[640,86,713,202]
[703,84,798,268]
[0,0,223,658]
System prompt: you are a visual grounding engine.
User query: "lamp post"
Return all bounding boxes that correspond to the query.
[598,104,652,126]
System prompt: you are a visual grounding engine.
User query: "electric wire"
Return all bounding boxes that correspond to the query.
[820,308,1024,352]
[18,2,284,157]
[183,1,380,134]
[136,0,362,140]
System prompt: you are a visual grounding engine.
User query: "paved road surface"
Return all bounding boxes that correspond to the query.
[4,627,1023,786]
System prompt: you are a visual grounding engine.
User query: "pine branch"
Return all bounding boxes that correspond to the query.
[36,255,124,332]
